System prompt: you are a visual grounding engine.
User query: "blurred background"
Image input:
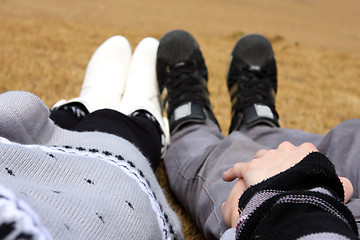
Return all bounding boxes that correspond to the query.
[1,0,360,238]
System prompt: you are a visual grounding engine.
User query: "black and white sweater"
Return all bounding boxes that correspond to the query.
[224,152,358,239]
[0,91,183,239]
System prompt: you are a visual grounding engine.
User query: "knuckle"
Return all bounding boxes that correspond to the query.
[266,149,277,156]
[255,148,265,156]
[278,141,294,149]
[300,142,317,151]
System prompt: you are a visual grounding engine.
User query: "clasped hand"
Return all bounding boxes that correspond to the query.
[221,141,353,228]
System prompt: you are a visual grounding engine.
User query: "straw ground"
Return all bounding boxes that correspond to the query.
[1,0,360,238]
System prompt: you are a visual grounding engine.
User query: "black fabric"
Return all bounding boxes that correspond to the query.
[236,152,358,239]
[50,106,161,170]
[0,222,15,239]
[254,200,359,240]
[239,153,345,206]
[49,102,89,130]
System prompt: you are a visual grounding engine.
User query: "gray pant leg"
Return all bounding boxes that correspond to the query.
[245,125,323,149]
[166,119,360,238]
[316,119,360,198]
[164,119,266,240]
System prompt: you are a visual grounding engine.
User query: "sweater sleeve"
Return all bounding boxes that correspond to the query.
[0,185,52,240]
[235,152,359,240]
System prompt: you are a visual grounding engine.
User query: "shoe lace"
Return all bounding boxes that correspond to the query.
[230,65,276,114]
[166,59,209,111]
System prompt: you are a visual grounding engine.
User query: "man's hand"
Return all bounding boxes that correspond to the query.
[221,141,353,228]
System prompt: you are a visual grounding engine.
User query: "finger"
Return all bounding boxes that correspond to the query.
[221,180,246,228]
[277,141,295,150]
[221,202,228,226]
[253,149,268,159]
[299,142,318,153]
[222,162,248,182]
[339,177,353,203]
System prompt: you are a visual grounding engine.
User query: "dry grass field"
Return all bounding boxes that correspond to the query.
[1,0,360,239]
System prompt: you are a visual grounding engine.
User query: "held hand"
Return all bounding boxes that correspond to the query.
[221,179,247,228]
[221,141,354,228]
[339,177,353,203]
[222,141,318,187]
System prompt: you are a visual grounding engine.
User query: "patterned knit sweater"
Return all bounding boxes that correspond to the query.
[221,152,359,240]
[0,91,183,240]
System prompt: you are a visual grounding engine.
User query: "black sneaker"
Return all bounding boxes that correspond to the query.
[156,30,219,133]
[227,34,279,133]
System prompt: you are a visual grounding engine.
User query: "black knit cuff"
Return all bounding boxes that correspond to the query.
[238,152,345,208]
[235,152,358,239]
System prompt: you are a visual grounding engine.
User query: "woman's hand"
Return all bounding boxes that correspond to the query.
[222,141,317,187]
[221,178,247,228]
[221,141,353,228]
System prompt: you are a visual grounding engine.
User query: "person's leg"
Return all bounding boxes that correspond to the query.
[224,33,360,229]
[50,35,131,129]
[166,119,265,240]
[302,121,360,232]
[157,30,267,239]
[75,37,168,169]
[245,125,323,148]
[224,33,360,197]
[50,102,89,130]
[315,119,360,194]
[117,37,169,159]
[53,35,132,113]
[50,36,169,169]
[157,30,222,239]
[51,104,162,169]
[72,109,162,169]
[225,32,322,148]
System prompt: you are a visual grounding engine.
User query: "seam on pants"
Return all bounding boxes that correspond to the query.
[202,183,222,237]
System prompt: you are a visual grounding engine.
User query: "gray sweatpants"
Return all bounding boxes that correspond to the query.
[164,118,360,240]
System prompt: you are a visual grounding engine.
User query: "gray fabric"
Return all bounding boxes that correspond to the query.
[164,119,266,240]
[297,232,352,240]
[220,228,236,240]
[0,91,183,240]
[164,117,360,240]
[0,185,52,239]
